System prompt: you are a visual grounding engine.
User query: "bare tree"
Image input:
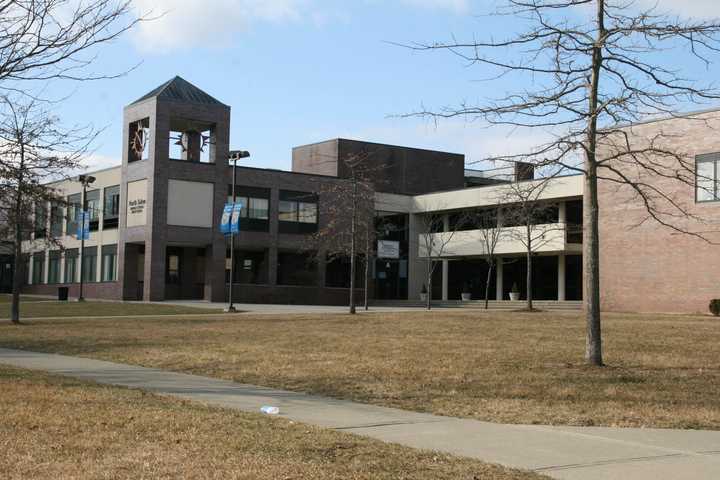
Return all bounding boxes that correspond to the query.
[0,0,142,93]
[467,206,505,309]
[417,210,465,310]
[499,178,564,311]
[0,96,96,323]
[310,153,376,315]
[405,0,720,365]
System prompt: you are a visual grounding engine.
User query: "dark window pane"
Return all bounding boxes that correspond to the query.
[277,251,317,286]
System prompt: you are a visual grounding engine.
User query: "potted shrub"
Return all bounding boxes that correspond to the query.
[461,282,472,302]
[420,284,428,302]
[509,282,520,301]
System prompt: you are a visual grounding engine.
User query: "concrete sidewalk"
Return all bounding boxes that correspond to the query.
[1,348,718,479]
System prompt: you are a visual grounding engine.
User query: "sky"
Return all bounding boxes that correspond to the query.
[44,0,720,173]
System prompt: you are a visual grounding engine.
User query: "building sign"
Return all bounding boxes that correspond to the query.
[221,202,243,235]
[126,179,148,227]
[230,202,243,234]
[377,240,400,259]
[220,203,233,234]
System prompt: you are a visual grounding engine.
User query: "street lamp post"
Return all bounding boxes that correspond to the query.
[76,174,96,302]
[226,150,251,313]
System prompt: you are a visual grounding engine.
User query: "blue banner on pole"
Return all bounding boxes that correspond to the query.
[220,203,233,235]
[230,202,243,234]
[76,211,90,240]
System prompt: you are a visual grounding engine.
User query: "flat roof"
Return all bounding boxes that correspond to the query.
[609,105,720,130]
[292,137,464,157]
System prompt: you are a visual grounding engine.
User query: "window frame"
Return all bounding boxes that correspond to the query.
[101,245,118,282]
[103,185,121,229]
[85,189,101,231]
[66,193,81,236]
[696,154,720,203]
[48,251,61,284]
[64,250,78,284]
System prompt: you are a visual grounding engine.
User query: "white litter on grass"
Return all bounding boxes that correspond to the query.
[261,406,280,415]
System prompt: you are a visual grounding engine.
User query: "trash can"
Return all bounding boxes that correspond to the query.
[58,286,69,301]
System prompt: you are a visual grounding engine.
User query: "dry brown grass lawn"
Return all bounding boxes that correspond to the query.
[0,366,541,480]
[1,310,719,429]
[0,299,220,318]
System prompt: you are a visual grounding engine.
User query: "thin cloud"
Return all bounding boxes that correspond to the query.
[131,0,307,53]
[635,0,720,18]
[130,0,472,53]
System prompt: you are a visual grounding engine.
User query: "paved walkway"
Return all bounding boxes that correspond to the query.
[1,348,718,480]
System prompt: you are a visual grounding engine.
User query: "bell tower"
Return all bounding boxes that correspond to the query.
[117,76,231,302]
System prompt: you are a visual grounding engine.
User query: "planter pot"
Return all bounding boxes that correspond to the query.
[461,293,472,302]
[509,292,520,301]
[420,293,428,302]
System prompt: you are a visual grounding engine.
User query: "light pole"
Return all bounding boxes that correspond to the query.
[76,174,96,302]
[226,150,250,313]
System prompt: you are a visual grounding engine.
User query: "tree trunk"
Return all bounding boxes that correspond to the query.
[10,172,25,324]
[11,230,22,324]
[584,164,603,365]
[526,248,533,311]
[584,0,605,366]
[349,182,357,315]
[426,259,432,311]
[526,226,533,311]
[484,260,493,310]
[364,229,370,311]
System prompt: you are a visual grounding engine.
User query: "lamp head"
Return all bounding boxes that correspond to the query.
[229,150,251,161]
[77,174,96,185]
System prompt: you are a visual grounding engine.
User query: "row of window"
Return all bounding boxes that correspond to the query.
[29,246,118,284]
[228,188,319,233]
[34,184,320,238]
[221,250,363,288]
[35,185,121,238]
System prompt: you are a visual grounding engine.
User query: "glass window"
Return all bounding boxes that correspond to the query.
[32,253,45,284]
[697,157,717,202]
[34,203,47,239]
[277,251,318,286]
[227,250,268,284]
[248,197,269,220]
[101,245,117,282]
[167,251,181,284]
[64,250,78,283]
[103,185,120,229]
[86,189,100,231]
[82,247,97,283]
[279,201,297,222]
[48,252,61,284]
[298,202,318,224]
[66,193,81,236]
[50,203,63,237]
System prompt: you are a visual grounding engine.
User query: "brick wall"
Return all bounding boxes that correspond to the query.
[23,282,122,300]
[598,111,720,314]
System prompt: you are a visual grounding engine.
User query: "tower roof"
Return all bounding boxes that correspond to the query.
[130,76,226,106]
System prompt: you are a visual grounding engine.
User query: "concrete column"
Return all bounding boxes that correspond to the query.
[268,188,279,286]
[43,250,50,284]
[442,260,449,301]
[441,214,449,301]
[59,252,65,285]
[558,201,567,224]
[144,238,166,302]
[407,213,425,300]
[27,254,33,285]
[558,254,566,301]
[268,247,278,285]
[496,257,504,301]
